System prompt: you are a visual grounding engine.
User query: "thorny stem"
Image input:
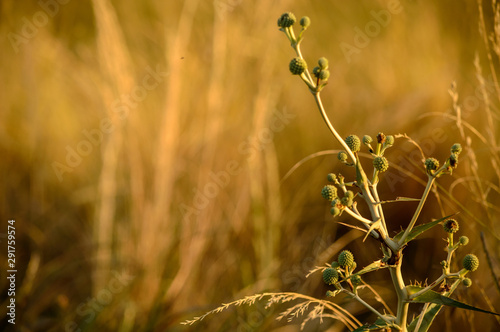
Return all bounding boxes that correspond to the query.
[389,260,409,332]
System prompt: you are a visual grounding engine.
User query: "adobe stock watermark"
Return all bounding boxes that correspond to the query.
[340,0,403,64]
[236,299,274,332]
[179,107,296,221]
[282,235,334,292]
[51,65,169,182]
[8,0,71,53]
[213,0,243,21]
[65,270,134,332]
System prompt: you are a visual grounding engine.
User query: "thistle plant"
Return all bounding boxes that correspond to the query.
[182,12,499,332]
[276,12,499,331]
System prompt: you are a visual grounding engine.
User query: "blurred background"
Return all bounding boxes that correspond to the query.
[0,0,499,331]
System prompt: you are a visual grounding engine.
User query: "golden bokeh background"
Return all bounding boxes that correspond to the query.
[0,0,499,331]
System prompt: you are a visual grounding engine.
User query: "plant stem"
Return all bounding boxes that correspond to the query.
[398,175,436,247]
[389,257,409,331]
[313,92,357,163]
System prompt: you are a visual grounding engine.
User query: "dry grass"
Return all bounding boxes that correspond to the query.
[0,0,499,331]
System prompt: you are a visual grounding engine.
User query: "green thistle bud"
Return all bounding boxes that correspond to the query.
[319,69,330,80]
[459,236,469,246]
[462,254,479,272]
[338,250,355,268]
[299,16,310,28]
[327,173,337,182]
[377,132,386,144]
[451,143,462,155]
[318,57,329,70]
[385,135,395,146]
[363,135,373,145]
[351,275,362,286]
[321,185,338,201]
[338,151,348,162]
[443,218,459,233]
[331,261,340,269]
[312,66,321,78]
[345,190,354,199]
[340,196,353,207]
[373,156,389,172]
[440,260,448,269]
[449,153,458,168]
[425,158,440,172]
[345,135,361,153]
[323,267,339,285]
[330,206,341,216]
[289,57,307,75]
[462,278,472,287]
[278,12,296,28]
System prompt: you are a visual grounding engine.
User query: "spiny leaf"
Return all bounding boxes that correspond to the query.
[377,197,421,204]
[407,281,460,332]
[410,287,500,316]
[344,260,387,281]
[393,214,456,245]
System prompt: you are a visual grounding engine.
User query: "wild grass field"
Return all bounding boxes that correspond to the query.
[0,0,499,331]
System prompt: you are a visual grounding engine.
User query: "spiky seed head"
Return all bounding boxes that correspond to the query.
[425,158,440,172]
[338,151,348,162]
[373,156,389,172]
[351,275,362,286]
[321,185,337,201]
[278,12,296,28]
[299,16,310,28]
[377,132,386,144]
[330,206,341,216]
[345,135,361,153]
[327,173,337,182]
[345,190,354,199]
[459,236,469,246]
[443,219,459,233]
[462,254,479,272]
[363,135,373,145]
[338,250,355,268]
[462,278,472,287]
[319,69,330,80]
[331,261,340,269]
[318,57,329,70]
[451,143,462,154]
[323,268,339,285]
[385,135,395,146]
[289,57,307,75]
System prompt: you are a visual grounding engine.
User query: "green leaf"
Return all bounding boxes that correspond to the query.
[393,214,456,245]
[411,290,500,316]
[407,281,460,332]
[344,260,387,280]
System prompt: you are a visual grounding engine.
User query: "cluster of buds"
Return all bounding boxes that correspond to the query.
[425,143,463,177]
[323,250,362,295]
[322,132,395,217]
[278,12,330,92]
[440,218,478,288]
